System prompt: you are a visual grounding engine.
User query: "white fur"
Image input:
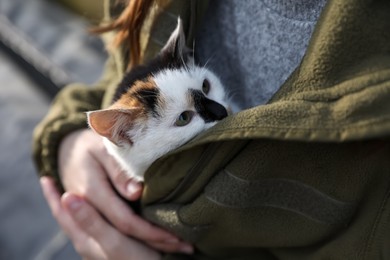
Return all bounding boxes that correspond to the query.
[103,64,230,182]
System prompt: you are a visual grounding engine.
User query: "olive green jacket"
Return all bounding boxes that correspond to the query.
[33,0,390,259]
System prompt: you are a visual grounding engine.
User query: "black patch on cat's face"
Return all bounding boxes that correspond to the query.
[190,89,228,123]
[134,87,160,117]
[114,52,193,102]
[113,18,193,103]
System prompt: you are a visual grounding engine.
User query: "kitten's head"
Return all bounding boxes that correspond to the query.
[87,19,229,180]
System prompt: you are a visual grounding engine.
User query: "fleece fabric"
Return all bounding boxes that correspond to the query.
[33,0,390,259]
[196,0,327,109]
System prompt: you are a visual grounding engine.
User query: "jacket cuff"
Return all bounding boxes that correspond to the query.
[33,111,88,192]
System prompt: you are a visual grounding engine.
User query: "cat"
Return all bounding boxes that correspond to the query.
[87,19,231,182]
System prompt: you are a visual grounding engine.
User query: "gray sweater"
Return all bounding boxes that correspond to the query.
[196,0,327,110]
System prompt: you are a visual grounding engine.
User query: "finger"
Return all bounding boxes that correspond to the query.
[104,158,142,201]
[40,176,63,218]
[81,165,177,243]
[40,177,105,258]
[92,143,142,201]
[62,193,160,260]
[147,241,194,255]
[40,177,79,240]
[124,180,143,201]
[40,177,77,235]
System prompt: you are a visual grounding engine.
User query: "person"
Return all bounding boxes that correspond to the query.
[34,0,390,259]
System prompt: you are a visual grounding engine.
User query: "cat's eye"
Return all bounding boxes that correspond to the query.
[202,79,210,94]
[175,111,194,126]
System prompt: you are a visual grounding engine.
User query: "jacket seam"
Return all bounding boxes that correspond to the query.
[210,116,390,133]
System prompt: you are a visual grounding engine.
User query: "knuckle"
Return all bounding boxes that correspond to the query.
[75,208,95,231]
[80,217,96,233]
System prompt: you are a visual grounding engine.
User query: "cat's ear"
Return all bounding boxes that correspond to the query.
[160,18,193,63]
[87,108,140,146]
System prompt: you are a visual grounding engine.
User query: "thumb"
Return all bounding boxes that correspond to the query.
[125,180,143,201]
[93,145,143,201]
[109,169,143,201]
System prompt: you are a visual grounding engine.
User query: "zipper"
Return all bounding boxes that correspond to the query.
[159,142,222,203]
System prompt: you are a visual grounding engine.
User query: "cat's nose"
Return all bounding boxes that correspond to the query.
[205,100,228,121]
[191,89,228,123]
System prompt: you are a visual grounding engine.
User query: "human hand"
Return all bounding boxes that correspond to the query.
[57,129,193,254]
[41,176,161,260]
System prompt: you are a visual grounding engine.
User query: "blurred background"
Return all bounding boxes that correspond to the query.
[0,0,107,259]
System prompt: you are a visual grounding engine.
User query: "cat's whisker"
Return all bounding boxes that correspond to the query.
[226,88,242,103]
[94,19,231,183]
[179,52,191,72]
[202,53,216,69]
[192,40,196,66]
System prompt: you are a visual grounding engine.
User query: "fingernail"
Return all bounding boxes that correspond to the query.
[68,197,83,211]
[179,244,194,254]
[126,181,141,195]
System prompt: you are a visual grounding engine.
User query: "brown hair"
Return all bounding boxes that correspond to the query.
[92,0,154,69]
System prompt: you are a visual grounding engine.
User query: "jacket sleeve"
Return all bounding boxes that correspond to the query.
[32,56,120,189]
